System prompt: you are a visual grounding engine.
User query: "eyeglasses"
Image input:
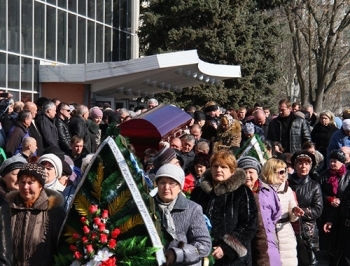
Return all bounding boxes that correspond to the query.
[275,169,286,175]
[158,181,178,188]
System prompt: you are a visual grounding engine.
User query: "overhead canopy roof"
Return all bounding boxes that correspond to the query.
[39,50,241,100]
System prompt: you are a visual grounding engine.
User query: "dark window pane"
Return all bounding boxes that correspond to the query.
[33,60,40,92]
[113,29,130,61]
[8,54,19,90]
[87,21,95,63]
[96,0,103,22]
[78,17,86,63]
[0,53,5,87]
[8,0,20,53]
[21,57,33,91]
[68,0,77,12]
[68,14,77,64]
[88,0,95,19]
[105,0,111,25]
[57,10,67,63]
[0,0,6,50]
[58,0,66,9]
[34,2,45,58]
[104,27,111,62]
[46,6,56,60]
[47,0,56,5]
[22,1,33,56]
[96,24,103,62]
[78,0,86,16]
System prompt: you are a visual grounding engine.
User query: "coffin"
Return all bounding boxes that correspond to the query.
[119,104,192,157]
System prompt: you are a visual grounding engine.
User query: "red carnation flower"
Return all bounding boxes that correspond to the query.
[74,251,82,260]
[72,233,81,240]
[101,257,117,266]
[100,233,108,243]
[108,238,117,249]
[89,205,98,214]
[111,228,120,238]
[102,209,109,219]
[83,225,90,234]
[80,217,87,224]
[86,244,94,254]
[69,245,77,252]
[98,223,106,232]
[94,217,102,226]
[82,236,89,244]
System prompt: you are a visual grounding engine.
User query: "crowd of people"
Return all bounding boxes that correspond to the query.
[0,95,350,265]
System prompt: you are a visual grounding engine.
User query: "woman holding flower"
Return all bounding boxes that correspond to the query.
[7,163,65,265]
[154,164,212,266]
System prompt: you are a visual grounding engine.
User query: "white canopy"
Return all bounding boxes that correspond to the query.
[39,50,241,100]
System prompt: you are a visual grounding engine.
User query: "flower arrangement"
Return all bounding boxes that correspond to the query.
[69,205,121,266]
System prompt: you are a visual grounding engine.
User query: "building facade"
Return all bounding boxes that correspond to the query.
[0,0,132,102]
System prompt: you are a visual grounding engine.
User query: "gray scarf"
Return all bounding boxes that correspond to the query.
[156,195,178,240]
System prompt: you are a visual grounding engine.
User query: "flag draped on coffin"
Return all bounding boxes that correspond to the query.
[55,129,165,266]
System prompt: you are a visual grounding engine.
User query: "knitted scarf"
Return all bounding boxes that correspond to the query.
[155,195,178,240]
[327,164,346,195]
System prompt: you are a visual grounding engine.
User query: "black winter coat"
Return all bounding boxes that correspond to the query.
[0,191,12,266]
[317,168,350,250]
[28,122,44,156]
[35,113,59,149]
[267,114,311,153]
[5,121,28,157]
[55,116,71,153]
[311,123,337,159]
[288,174,323,240]
[191,169,258,266]
[69,116,91,153]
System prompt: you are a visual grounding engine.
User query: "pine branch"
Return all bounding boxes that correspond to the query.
[108,189,132,216]
[73,192,91,216]
[91,162,104,202]
[119,214,144,234]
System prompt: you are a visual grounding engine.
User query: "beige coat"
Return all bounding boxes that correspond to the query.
[275,181,298,266]
[7,188,65,266]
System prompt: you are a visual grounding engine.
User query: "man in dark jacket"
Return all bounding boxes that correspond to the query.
[267,99,311,153]
[23,101,44,155]
[5,110,32,157]
[35,101,59,149]
[55,102,71,153]
[69,105,91,153]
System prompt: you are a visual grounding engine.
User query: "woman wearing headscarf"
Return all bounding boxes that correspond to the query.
[260,158,303,266]
[38,153,64,193]
[153,164,212,265]
[0,156,27,195]
[318,149,350,252]
[238,156,282,266]
[288,150,323,266]
[7,163,65,265]
[311,110,338,164]
[191,150,258,265]
[213,114,241,154]
[87,107,103,152]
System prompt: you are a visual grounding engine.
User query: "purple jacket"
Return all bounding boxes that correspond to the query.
[257,180,282,265]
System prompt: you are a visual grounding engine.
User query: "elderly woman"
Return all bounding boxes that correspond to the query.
[213,114,241,153]
[38,153,64,192]
[288,150,323,266]
[261,158,303,266]
[154,164,211,265]
[191,150,258,265]
[318,149,350,252]
[238,156,282,266]
[7,163,65,265]
[311,110,338,163]
[0,156,27,195]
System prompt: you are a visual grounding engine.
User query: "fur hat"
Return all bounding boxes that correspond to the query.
[152,148,176,169]
[291,150,316,168]
[243,122,255,135]
[0,156,27,176]
[342,119,350,131]
[193,153,210,168]
[237,156,262,175]
[154,164,185,189]
[329,149,346,164]
[18,163,47,186]
[90,107,103,119]
[38,154,63,179]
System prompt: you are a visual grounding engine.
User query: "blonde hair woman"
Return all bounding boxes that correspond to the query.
[261,159,304,266]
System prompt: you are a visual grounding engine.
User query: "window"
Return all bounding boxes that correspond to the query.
[46,6,56,60]
[68,14,77,64]
[8,0,20,53]
[34,2,45,58]
[21,57,33,91]
[57,10,67,63]
[8,54,19,89]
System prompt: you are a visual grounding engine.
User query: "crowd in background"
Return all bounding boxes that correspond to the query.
[0,95,350,265]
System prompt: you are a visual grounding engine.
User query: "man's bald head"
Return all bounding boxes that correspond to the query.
[253,109,266,126]
[23,101,38,119]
